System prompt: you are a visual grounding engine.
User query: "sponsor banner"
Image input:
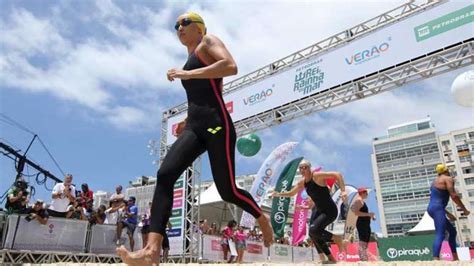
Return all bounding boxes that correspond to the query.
[202,236,224,261]
[337,186,362,240]
[169,173,186,256]
[415,4,473,42]
[454,247,470,261]
[166,2,472,146]
[169,217,182,227]
[171,209,182,218]
[378,235,434,261]
[201,235,315,263]
[90,223,143,254]
[4,215,88,252]
[292,188,309,246]
[331,185,358,222]
[291,167,320,246]
[330,242,378,262]
[240,142,298,228]
[269,244,293,263]
[440,240,454,261]
[271,157,303,239]
[293,246,315,263]
[172,198,183,208]
[173,189,183,198]
[174,180,184,189]
[244,241,267,262]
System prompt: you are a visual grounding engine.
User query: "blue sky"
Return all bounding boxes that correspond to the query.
[1,0,473,234]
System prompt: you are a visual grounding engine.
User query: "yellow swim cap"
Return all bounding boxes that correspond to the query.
[435,164,448,174]
[184,12,206,36]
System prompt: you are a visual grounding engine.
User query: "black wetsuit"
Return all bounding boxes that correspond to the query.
[149,50,262,235]
[305,180,337,256]
[356,202,371,243]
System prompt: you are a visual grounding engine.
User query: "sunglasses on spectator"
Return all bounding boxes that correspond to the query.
[174,18,203,31]
[299,166,309,170]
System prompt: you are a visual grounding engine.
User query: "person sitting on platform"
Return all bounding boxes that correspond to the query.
[25,199,49,225]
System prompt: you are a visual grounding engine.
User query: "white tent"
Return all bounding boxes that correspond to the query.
[197,183,272,229]
[407,211,435,235]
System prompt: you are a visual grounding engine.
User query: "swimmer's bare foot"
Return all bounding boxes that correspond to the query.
[257,214,274,247]
[116,245,160,266]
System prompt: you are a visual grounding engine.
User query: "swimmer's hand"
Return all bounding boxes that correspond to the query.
[167,68,191,81]
[446,212,456,221]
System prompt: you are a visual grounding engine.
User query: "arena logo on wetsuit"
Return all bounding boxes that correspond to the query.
[344,37,391,66]
[242,85,274,106]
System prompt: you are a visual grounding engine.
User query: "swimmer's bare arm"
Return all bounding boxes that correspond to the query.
[313,171,347,200]
[446,175,470,216]
[272,179,304,198]
[168,35,237,80]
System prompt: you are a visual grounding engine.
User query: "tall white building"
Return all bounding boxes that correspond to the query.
[372,118,441,237]
[93,190,111,209]
[438,127,474,248]
[125,176,156,216]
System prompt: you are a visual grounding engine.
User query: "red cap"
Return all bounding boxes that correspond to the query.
[358,187,368,194]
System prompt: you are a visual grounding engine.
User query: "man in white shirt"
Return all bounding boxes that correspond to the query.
[110,185,125,207]
[48,174,76,217]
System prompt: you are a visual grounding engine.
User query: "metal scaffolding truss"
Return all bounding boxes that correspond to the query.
[180,158,202,262]
[163,0,443,116]
[233,40,473,136]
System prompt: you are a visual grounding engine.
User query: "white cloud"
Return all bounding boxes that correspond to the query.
[0,9,71,56]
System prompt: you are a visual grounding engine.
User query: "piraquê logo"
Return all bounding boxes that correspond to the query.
[414,4,473,42]
[274,212,286,224]
[293,59,324,96]
[243,85,274,106]
[344,38,391,66]
[386,247,430,259]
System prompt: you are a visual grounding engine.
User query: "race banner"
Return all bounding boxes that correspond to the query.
[291,166,321,246]
[4,214,88,252]
[271,157,303,239]
[378,235,434,261]
[90,223,143,254]
[169,173,187,255]
[240,142,298,228]
[330,242,378,262]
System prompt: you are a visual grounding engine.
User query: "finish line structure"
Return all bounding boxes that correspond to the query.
[159,0,473,263]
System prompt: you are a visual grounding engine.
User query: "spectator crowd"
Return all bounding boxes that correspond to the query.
[5,174,315,259]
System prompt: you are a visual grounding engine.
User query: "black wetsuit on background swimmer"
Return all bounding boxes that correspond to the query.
[305,178,338,257]
[148,45,262,237]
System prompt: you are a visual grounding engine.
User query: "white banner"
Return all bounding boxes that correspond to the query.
[200,235,268,262]
[240,142,298,228]
[293,246,315,263]
[331,185,358,222]
[269,243,293,263]
[89,223,143,254]
[166,1,473,145]
[201,235,224,261]
[4,214,88,252]
[241,240,268,262]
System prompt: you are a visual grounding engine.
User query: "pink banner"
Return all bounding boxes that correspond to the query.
[330,242,378,262]
[440,241,453,261]
[292,188,309,245]
[292,166,321,246]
